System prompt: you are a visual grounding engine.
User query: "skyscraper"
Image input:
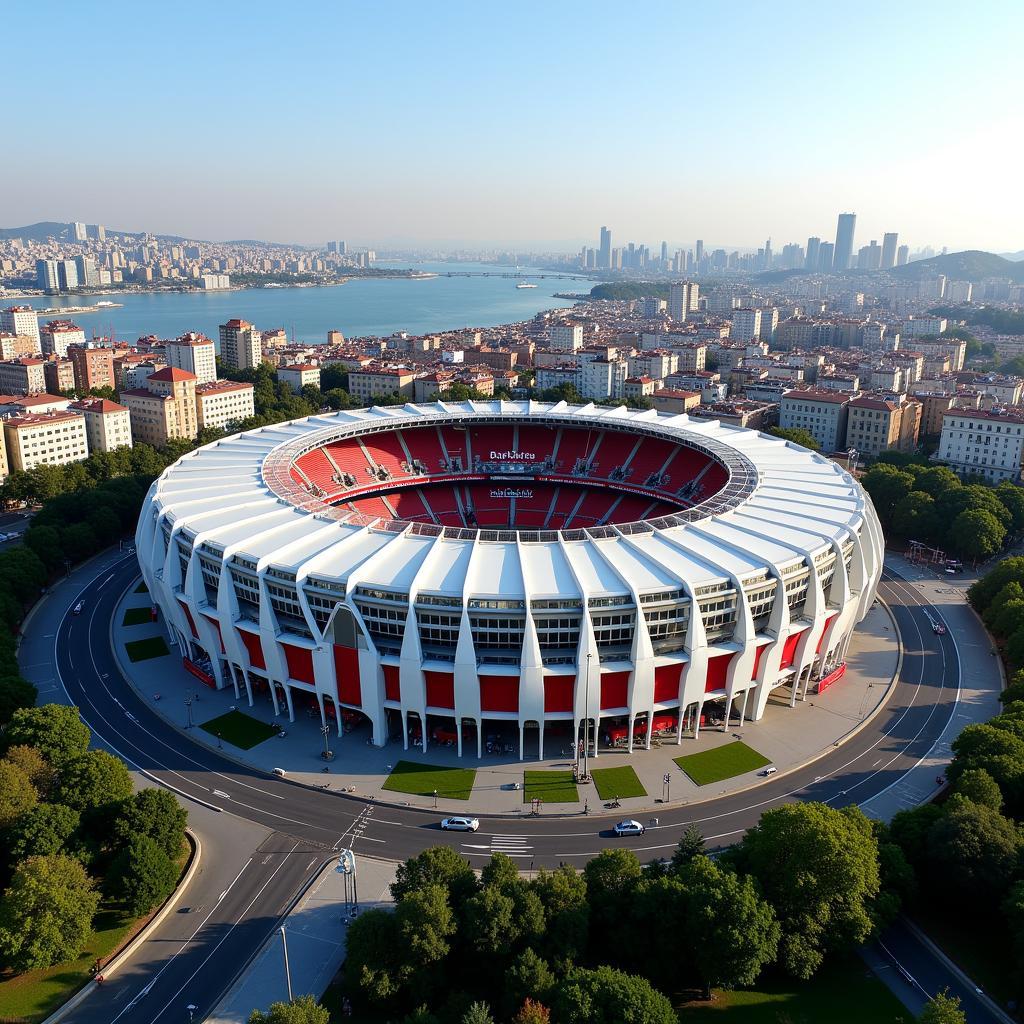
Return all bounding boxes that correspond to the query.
[805,237,821,271]
[598,226,611,270]
[660,240,668,263]
[36,259,60,292]
[72,222,88,242]
[833,213,856,271]
[817,242,835,272]
[668,281,694,322]
[881,232,899,270]
[219,319,262,371]
[695,239,704,265]
[897,244,910,266]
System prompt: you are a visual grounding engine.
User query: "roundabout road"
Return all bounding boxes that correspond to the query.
[41,554,962,1023]
[58,556,958,865]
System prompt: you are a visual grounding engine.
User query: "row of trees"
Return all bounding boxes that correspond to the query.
[860,456,1024,561]
[0,704,188,972]
[338,801,915,1023]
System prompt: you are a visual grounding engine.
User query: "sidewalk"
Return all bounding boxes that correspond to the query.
[112,579,900,816]
[861,554,1003,821]
[208,856,397,1024]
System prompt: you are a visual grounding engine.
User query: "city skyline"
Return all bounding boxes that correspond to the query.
[4,0,1022,251]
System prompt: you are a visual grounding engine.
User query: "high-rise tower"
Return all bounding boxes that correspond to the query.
[598,226,612,270]
[833,213,856,271]
[881,232,899,270]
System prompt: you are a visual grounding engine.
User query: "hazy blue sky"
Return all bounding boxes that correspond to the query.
[5,0,1022,252]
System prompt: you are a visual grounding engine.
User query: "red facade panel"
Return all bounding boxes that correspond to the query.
[382,664,401,702]
[479,675,519,713]
[816,614,838,654]
[705,652,734,693]
[282,643,315,684]
[781,629,806,669]
[653,663,683,703]
[237,628,265,670]
[751,642,769,680]
[333,644,361,706]
[178,599,197,638]
[544,675,575,713]
[424,670,455,709]
[600,671,630,710]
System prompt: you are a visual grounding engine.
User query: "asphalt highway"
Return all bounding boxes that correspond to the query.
[44,554,964,1021]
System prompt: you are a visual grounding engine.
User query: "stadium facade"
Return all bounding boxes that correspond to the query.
[135,401,883,759]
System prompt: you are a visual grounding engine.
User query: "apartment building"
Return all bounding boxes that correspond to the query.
[68,345,115,392]
[623,376,659,399]
[548,323,584,352]
[650,388,701,414]
[937,407,1024,483]
[218,319,262,371]
[40,320,85,358]
[43,356,75,394]
[0,358,46,395]
[166,333,217,384]
[778,389,853,452]
[69,398,133,452]
[278,364,321,393]
[195,380,256,431]
[0,306,40,349]
[845,394,922,457]
[347,366,418,403]
[628,351,678,380]
[120,366,198,445]
[3,411,88,472]
[0,333,39,360]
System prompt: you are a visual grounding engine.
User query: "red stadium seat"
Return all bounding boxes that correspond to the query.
[401,426,447,473]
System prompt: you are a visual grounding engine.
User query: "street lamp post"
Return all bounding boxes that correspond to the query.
[184,692,194,730]
[280,925,293,1002]
[187,1005,197,1023]
[321,722,331,760]
[582,652,592,781]
[432,788,438,810]
[663,772,671,803]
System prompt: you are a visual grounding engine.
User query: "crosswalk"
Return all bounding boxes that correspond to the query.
[461,833,534,858]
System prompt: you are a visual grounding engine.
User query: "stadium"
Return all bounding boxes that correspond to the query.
[135,400,884,760]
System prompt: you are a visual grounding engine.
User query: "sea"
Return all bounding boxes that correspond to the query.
[19,262,590,343]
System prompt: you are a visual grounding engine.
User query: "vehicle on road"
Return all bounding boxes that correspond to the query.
[441,816,479,832]
[759,766,778,777]
[932,622,947,635]
[613,819,645,836]
[72,601,84,615]
[271,767,287,777]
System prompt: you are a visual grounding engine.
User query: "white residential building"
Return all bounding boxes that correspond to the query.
[0,306,40,349]
[166,333,217,384]
[937,407,1024,483]
[548,323,584,352]
[218,319,262,371]
[731,308,762,343]
[69,398,133,452]
[40,321,86,358]
[278,364,321,393]
[3,411,89,471]
[196,380,256,431]
[778,390,854,452]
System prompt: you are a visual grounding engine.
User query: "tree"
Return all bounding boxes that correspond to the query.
[952,767,1004,810]
[913,466,961,499]
[918,991,966,1024]
[0,760,38,828]
[461,1002,495,1024]
[861,466,916,527]
[55,749,134,815]
[512,999,550,1024]
[0,675,38,726]
[2,704,90,766]
[768,426,820,451]
[925,796,1021,906]
[891,491,939,541]
[949,508,1006,561]
[679,856,780,998]
[506,948,555,1012]
[890,803,945,868]
[247,996,330,1024]
[583,849,643,957]
[1007,627,1024,670]
[343,908,406,1002]
[997,483,1024,534]
[4,803,81,866]
[669,823,705,871]
[947,722,1024,812]
[391,845,478,904]
[736,803,880,978]
[2,744,54,795]
[552,966,676,1024]
[108,835,179,915]
[530,866,589,963]
[0,854,100,971]
[112,788,188,858]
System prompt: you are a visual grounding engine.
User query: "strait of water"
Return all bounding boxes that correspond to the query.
[22,262,590,344]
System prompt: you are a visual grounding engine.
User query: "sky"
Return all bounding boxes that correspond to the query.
[4,0,1023,253]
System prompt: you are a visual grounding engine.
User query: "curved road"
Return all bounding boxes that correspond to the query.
[44,554,961,1022]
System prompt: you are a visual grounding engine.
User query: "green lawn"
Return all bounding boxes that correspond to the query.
[675,741,772,786]
[591,764,647,800]
[124,635,169,662]
[121,606,154,627]
[676,956,909,1023]
[134,581,149,594]
[523,770,579,804]
[382,760,477,801]
[199,709,280,750]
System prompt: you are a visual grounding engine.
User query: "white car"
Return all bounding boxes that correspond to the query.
[759,766,778,777]
[441,816,480,832]
[613,819,645,837]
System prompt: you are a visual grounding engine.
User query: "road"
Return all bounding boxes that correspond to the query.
[25,552,982,1021]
